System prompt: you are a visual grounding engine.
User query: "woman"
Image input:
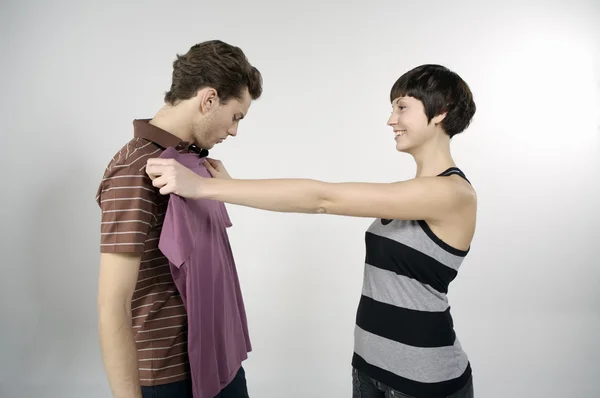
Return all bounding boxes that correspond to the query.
[147,64,477,398]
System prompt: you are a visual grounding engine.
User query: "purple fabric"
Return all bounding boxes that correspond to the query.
[158,147,251,398]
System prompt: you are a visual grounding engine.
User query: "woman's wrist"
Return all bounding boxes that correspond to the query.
[199,177,222,200]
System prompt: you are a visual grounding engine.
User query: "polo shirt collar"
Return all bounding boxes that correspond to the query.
[133,119,209,157]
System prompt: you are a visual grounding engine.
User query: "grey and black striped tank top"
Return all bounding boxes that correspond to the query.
[352,167,472,397]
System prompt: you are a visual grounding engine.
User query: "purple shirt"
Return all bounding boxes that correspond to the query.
[158,148,251,398]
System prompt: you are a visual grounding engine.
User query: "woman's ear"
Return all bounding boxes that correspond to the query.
[431,111,447,125]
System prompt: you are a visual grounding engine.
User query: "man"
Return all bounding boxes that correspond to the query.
[96,40,262,398]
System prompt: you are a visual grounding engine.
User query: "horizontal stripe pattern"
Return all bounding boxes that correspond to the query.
[362,264,448,312]
[354,170,472,397]
[369,219,468,268]
[354,326,469,383]
[96,134,188,385]
[365,231,457,294]
[356,295,455,348]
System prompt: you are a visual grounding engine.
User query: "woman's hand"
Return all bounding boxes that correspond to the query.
[204,158,231,179]
[146,158,205,198]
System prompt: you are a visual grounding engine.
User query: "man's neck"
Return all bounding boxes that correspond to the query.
[149,105,193,143]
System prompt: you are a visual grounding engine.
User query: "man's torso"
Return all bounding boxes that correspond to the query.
[97,120,197,385]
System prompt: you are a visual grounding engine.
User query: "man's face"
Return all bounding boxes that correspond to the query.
[193,88,252,149]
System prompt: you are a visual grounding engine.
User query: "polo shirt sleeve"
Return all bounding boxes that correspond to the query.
[96,164,157,254]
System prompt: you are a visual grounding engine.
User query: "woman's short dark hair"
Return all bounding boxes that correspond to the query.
[390,64,476,137]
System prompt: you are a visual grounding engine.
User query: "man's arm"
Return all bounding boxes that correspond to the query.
[98,252,143,398]
[96,152,158,397]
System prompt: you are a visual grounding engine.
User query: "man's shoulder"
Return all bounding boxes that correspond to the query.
[104,137,162,175]
[107,137,162,169]
[95,137,163,205]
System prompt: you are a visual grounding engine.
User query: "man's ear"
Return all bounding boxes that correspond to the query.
[198,87,219,114]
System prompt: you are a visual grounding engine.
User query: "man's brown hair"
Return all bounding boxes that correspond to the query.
[164,40,262,105]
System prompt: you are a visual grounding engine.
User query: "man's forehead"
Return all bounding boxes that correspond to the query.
[237,90,252,112]
[241,88,252,103]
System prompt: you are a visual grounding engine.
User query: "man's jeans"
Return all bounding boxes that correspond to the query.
[141,366,249,398]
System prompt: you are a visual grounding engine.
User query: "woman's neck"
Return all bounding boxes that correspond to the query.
[412,136,455,178]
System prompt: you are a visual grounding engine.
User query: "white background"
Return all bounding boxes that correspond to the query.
[1,0,599,397]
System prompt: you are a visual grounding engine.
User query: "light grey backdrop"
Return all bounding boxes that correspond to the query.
[1,0,599,397]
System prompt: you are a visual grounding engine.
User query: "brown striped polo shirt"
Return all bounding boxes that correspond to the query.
[96,119,201,386]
